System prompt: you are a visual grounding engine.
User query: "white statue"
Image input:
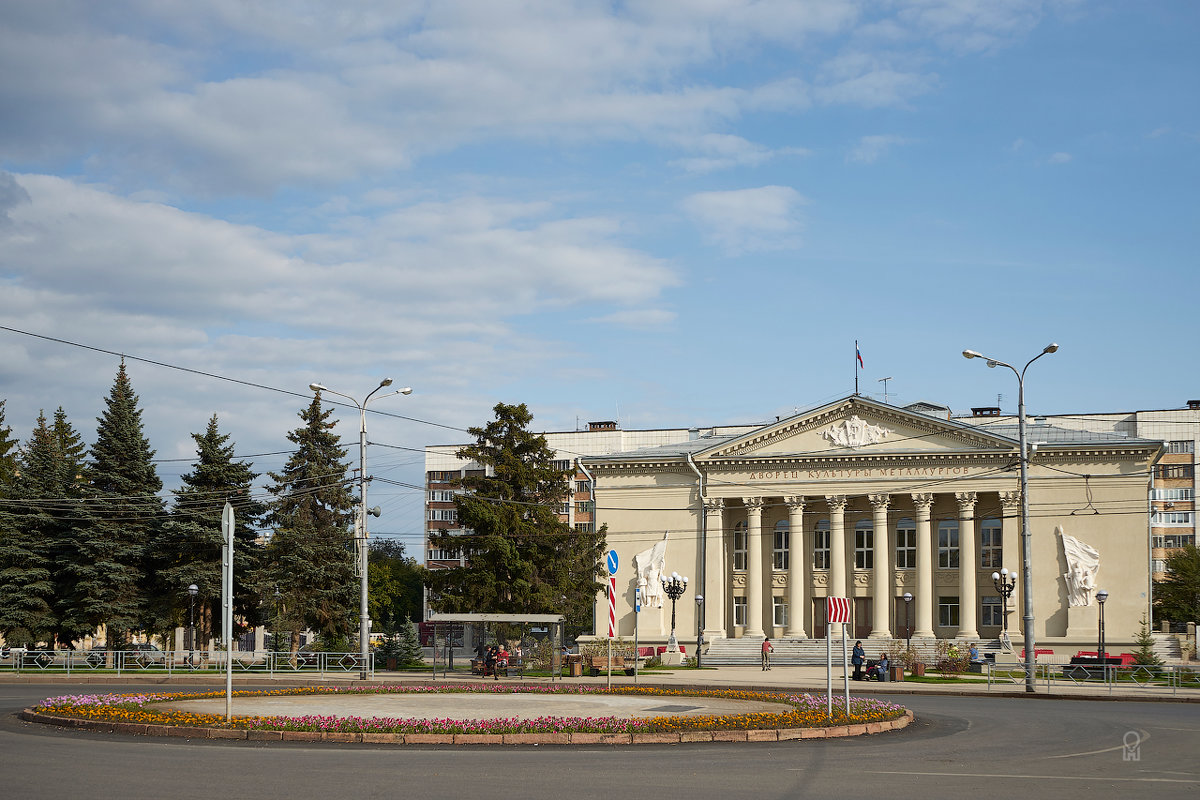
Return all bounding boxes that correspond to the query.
[823,415,890,449]
[634,533,669,609]
[1059,526,1100,607]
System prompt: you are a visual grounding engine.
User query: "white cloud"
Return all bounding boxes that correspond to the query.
[586,309,677,330]
[681,185,806,254]
[847,134,914,164]
[1048,151,1073,164]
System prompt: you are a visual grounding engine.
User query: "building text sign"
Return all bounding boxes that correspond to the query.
[746,465,979,481]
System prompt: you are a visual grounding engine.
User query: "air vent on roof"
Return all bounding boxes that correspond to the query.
[588,421,618,431]
[971,406,1001,417]
[1188,399,1200,410]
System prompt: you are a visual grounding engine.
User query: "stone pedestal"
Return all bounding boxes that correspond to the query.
[661,649,685,666]
[1065,604,1097,640]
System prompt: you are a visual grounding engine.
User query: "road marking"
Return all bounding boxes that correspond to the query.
[1045,729,1149,759]
[866,770,1197,784]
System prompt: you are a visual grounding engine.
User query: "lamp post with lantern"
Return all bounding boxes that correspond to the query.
[661,572,689,651]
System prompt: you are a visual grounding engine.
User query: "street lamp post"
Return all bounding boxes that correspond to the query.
[903,592,913,651]
[992,567,1017,640]
[963,343,1058,693]
[695,594,704,669]
[309,379,412,680]
[187,583,198,666]
[661,572,688,650]
[1096,588,1109,670]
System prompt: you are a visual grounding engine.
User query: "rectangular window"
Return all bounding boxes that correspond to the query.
[575,480,591,494]
[772,597,788,627]
[895,526,916,569]
[1152,488,1195,501]
[1154,533,1196,549]
[557,503,570,515]
[574,522,595,533]
[428,548,459,561]
[1155,464,1195,480]
[733,527,747,571]
[854,529,873,569]
[1165,440,1195,454]
[1152,511,1196,526]
[981,595,1002,627]
[938,596,960,628]
[551,459,572,472]
[938,522,960,569]
[813,527,830,570]
[428,490,457,503]
[575,501,594,514]
[427,508,457,522]
[980,520,1003,569]
[733,597,747,627]
[773,530,789,571]
[1152,559,1168,573]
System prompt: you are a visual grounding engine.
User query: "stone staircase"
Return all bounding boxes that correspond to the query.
[1151,632,1182,661]
[704,636,1003,666]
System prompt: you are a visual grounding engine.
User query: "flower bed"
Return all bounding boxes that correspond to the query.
[31,684,908,741]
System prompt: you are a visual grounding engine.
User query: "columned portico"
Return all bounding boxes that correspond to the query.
[912,493,935,638]
[869,493,891,637]
[784,496,806,637]
[1000,491,1022,635]
[743,497,766,638]
[956,492,979,639]
[703,498,726,639]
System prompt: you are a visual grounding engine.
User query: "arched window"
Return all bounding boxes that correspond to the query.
[895,517,916,569]
[773,519,790,571]
[855,518,873,569]
[813,520,830,570]
[733,520,747,571]
[938,520,959,568]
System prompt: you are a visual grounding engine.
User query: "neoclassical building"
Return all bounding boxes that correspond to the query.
[582,396,1162,650]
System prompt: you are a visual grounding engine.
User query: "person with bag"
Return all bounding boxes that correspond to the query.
[852,641,866,681]
[761,638,774,670]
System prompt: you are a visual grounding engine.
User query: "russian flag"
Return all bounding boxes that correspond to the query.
[856,347,864,368]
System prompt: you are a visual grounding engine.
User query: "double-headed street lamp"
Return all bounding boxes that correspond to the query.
[695,594,704,669]
[1096,588,1109,667]
[661,572,688,650]
[963,343,1058,693]
[186,583,198,664]
[902,592,913,651]
[992,567,1017,641]
[309,379,412,680]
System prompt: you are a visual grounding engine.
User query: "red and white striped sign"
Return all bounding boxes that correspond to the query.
[607,576,617,637]
[826,596,851,624]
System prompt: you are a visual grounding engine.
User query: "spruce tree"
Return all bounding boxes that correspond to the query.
[150,415,267,646]
[0,412,57,646]
[263,393,356,652]
[66,362,165,646]
[425,402,606,626]
[0,399,18,493]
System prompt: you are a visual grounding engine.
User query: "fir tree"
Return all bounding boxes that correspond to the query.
[425,402,606,627]
[263,393,356,652]
[46,407,91,643]
[0,399,18,494]
[149,415,267,645]
[65,362,164,645]
[1132,614,1164,667]
[396,615,423,666]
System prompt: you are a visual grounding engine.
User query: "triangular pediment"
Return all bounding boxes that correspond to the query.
[697,396,1015,461]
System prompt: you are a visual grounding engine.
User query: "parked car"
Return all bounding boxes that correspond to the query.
[124,643,167,666]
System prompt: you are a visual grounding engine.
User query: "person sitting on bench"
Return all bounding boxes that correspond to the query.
[873,653,889,681]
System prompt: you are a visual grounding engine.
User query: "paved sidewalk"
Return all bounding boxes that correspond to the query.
[5,663,1198,702]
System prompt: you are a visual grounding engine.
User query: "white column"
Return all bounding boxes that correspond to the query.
[869,493,892,638]
[1000,491,1022,635]
[785,496,807,638]
[912,493,935,638]
[743,497,766,638]
[956,492,979,639]
[704,498,727,640]
[826,495,848,636]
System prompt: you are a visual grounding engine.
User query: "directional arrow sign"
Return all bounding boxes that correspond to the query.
[606,549,619,576]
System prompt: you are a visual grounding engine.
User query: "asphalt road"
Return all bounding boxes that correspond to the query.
[2,683,1197,799]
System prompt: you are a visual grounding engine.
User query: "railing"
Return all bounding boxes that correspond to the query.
[0,649,373,677]
[987,661,1200,695]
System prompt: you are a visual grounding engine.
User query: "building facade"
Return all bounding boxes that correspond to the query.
[582,396,1163,650]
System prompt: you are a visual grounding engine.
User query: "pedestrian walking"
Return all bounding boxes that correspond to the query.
[761,637,774,670]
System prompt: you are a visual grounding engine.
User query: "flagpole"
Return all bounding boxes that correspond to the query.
[854,340,859,395]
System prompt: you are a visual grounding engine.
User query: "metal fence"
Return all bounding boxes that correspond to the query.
[986,661,1200,695]
[0,649,373,677]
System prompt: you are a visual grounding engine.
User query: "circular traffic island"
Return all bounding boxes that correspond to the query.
[23,684,912,744]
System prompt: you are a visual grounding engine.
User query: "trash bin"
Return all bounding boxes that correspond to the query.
[888,665,905,682]
[567,654,583,677]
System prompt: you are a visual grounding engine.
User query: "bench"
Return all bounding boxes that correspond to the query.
[587,655,632,676]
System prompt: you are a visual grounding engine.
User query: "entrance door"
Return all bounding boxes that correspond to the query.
[853,598,871,639]
[811,598,827,639]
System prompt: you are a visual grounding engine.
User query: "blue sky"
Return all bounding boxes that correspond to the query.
[1,1,1197,553]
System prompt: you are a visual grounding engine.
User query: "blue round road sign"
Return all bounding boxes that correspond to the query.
[606,549,619,575]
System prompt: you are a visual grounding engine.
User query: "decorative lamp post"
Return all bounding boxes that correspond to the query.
[695,594,704,669]
[187,584,198,664]
[1096,588,1109,668]
[661,572,688,650]
[964,342,1058,693]
[309,379,413,680]
[903,592,913,651]
[992,567,1017,638]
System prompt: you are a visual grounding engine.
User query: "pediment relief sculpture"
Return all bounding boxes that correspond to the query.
[823,415,891,450]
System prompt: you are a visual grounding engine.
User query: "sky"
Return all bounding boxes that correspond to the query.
[1,1,1197,555]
